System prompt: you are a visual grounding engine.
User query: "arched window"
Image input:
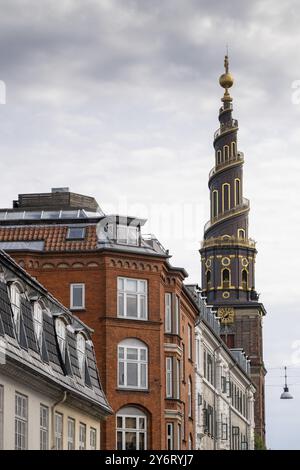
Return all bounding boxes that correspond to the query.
[33,302,43,350]
[116,406,147,450]
[206,270,211,289]
[217,150,222,165]
[77,333,86,377]
[212,190,218,218]
[223,145,229,161]
[222,183,230,212]
[238,229,245,239]
[235,179,241,206]
[231,141,237,159]
[10,284,21,340]
[55,318,66,359]
[118,339,148,389]
[222,268,231,289]
[242,270,248,290]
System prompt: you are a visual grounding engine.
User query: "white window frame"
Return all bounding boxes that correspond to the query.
[116,224,139,246]
[166,423,174,450]
[165,293,172,333]
[34,302,43,351]
[188,377,192,417]
[176,359,180,400]
[55,318,66,359]
[15,392,28,450]
[118,339,148,390]
[174,296,180,335]
[67,417,75,450]
[10,283,21,340]
[70,283,85,310]
[117,277,148,320]
[116,408,147,450]
[40,404,49,450]
[196,336,200,369]
[67,226,86,240]
[55,412,63,450]
[188,324,192,360]
[77,333,86,377]
[90,427,97,450]
[177,423,181,450]
[79,422,86,450]
[0,385,3,450]
[166,357,173,398]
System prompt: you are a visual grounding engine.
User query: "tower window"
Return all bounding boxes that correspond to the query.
[242,270,248,290]
[222,268,230,289]
[238,229,245,239]
[235,179,241,206]
[223,145,229,161]
[222,183,230,212]
[206,270,211,288]
[217,150,222,165]
[231,142,237,158]
[212,190,218,218]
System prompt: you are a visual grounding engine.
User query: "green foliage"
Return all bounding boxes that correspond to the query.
[254,433,267,450]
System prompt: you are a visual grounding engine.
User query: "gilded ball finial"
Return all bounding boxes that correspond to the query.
[219,54,234,90]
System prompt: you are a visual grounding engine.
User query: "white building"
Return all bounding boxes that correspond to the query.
[0,249,112,450]
[187,285,255,450]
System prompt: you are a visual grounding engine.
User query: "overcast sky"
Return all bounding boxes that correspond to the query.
[0,0,299,449]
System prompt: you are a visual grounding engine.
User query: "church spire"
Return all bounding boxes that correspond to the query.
[219,54,234,104]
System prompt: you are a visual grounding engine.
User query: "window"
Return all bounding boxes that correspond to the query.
[90,428,97,450]
[10,284,21,340]
[188,377,192,418]
[165,293,172,333]
[67,227,86,240]
[212,190,218,218]
[206,270,211,289]
[223,145,229,161]
[77,333,86,377]
[222,268,230,289]
[118,339,148,389]
[216,150,222,165]
[70,283,85,310]
[116,224,139,246]
[34,302,43,351]
[176,359,180,400]
[242,269,248,290]
[204,349,214,386]
[166,423,174,450]
[55,318,66,359]
[40,405,49,450]
[79,423,86,450]
[15,393,28,450]
[222,183,230,212]
[116,407,147,450]
[232,141,237,158]
[174,296,180,335]
[238,228,245,239]
[177,424,181,450]
[67,418,75,450]
[55,413,63,450]
[234,178,241,206]
[118,277,147,320]
[0,385,3,450]
[166,357,173,398]
[188,324,192,360]
[196,337,200,369]
[232,426,240,450]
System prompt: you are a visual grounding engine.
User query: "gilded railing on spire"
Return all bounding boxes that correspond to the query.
[201,235,256,249]
[204,197,250,232]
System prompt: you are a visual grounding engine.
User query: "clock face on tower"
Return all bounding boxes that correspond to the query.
[218,307,235,324]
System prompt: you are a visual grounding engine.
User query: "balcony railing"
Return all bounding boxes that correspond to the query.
[201,235,256,249]
[214,118,238,140]
[204,197,250,232]
[209,152,244,180]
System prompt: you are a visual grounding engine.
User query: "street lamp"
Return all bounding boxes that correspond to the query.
[280,366,293,399]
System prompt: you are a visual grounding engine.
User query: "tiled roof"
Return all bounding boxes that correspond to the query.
[0,225,98,252]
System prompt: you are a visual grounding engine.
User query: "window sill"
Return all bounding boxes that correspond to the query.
[117,315,148,321]
[70,308,86,312]
[117,388,149,393]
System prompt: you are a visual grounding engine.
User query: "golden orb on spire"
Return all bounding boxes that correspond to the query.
[219,55,234,89]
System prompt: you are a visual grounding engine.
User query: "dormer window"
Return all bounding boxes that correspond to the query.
[116,225,139,246]
[10,284,21,340]
[67,227,86,240]
[55,318,66,358]
[33,302,43,350]
[77,333,86,377]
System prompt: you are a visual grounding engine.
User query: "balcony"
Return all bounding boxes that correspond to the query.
[209,152,244,180]
[214,118,238,140]
[204,197,250,233]
[201,235,256,250]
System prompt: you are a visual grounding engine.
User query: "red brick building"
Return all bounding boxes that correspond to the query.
[0,188,198,450]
